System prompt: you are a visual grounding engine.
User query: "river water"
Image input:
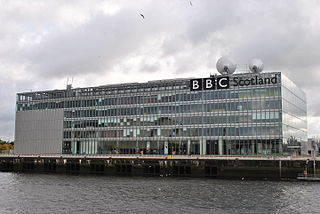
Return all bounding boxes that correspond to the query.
[0,172,319,214]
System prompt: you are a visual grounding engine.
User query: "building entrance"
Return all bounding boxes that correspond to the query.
[206,140,219,155]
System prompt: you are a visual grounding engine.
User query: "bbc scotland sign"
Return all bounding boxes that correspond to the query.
[190,74,278,91]
[190,77,229,91]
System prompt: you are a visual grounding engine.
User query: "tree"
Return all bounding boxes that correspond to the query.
[0,138,14,152]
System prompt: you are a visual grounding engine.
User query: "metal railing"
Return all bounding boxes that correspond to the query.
[1,153,320,161]
[297,173,320,178]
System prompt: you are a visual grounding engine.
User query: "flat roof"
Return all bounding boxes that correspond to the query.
[17,72,282,96]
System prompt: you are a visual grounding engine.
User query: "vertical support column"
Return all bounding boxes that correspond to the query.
[313,158,316,176]
[279,160,282,179]
[187,140,191,155]
[136,141,139,154]
[147,141,150,154]
[164,141,168,155]
[80,141,83,154]
[225,140,230,155]
[251,140,255,154]
[201,139,206,155]
[257,142,262,154]
[279,140,283,154]
[94,141,98,154]
[218,137,223,155]
[72,141,76,154]
[116,141,119,154]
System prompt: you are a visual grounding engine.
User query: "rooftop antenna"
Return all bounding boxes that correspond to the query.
[216,56,237,75]
[249,59,264,73]
[66,77,73,90]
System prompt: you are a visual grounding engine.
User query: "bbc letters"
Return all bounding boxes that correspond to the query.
[190,74,278,91]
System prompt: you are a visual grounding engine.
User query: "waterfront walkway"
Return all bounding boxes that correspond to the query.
[0,154,317,161]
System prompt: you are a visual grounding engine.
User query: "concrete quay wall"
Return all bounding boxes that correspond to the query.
[0,155,318,180]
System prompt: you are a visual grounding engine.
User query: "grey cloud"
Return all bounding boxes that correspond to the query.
[19,1,183,79]
[22,13,143,77]
[139,61,161,73]
[162,1,320,86]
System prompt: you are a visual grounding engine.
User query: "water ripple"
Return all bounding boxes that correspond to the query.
[1,173,320,214]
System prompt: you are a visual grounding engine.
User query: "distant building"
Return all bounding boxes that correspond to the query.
[14,68,307,155]
[304,138,320,156]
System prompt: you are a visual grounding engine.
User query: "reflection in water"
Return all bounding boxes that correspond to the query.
[0,172,319,214]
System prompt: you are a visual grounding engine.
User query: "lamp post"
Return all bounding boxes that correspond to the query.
[313,144,316,176]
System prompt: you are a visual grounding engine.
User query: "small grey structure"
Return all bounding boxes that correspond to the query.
[15,67,307,155]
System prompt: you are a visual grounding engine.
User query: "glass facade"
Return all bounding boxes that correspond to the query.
[281,74,307,153]
[16,72,307,155]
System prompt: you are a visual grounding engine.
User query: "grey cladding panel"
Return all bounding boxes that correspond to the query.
[15,109,64,154]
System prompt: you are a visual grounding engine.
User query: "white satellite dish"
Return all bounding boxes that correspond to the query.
[216,56,237,75]
[249,58,264,73]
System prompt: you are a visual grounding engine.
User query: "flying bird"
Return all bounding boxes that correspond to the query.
[139,13,145,19]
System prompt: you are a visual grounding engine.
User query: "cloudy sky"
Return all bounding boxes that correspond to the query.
[1,0,320,141]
